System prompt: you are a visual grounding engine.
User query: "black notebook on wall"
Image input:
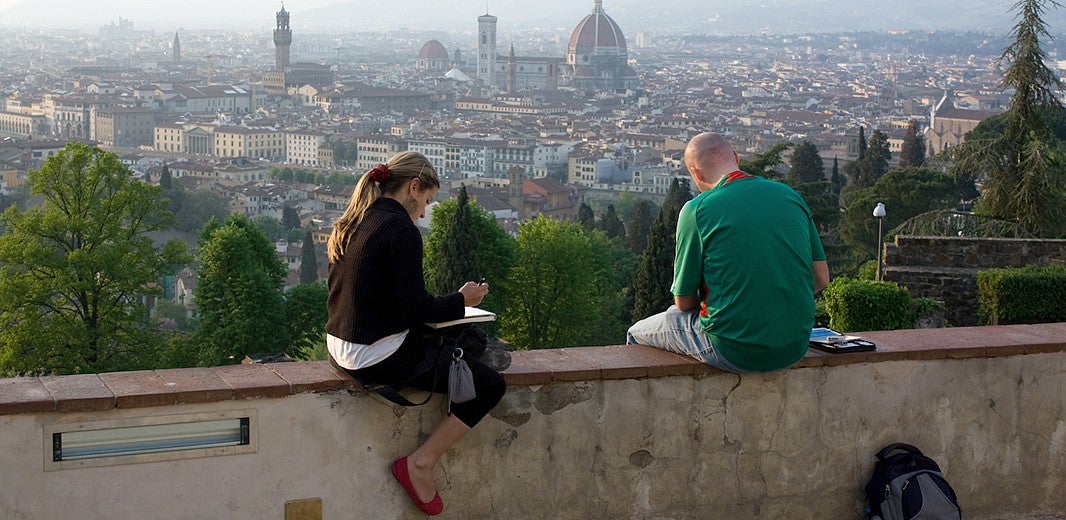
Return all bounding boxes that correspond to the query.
[809,327,876,353]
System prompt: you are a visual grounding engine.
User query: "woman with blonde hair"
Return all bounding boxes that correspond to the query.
[326,151,505,516]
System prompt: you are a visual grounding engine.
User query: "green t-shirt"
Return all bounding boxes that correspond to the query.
[672,174,826,372]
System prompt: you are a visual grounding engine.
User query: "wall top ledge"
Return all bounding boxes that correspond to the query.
[2,323,1065,416]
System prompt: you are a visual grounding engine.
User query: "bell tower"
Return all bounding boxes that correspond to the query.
[477,13,497,87]
[507,166,525,218]
[273,5,292,73]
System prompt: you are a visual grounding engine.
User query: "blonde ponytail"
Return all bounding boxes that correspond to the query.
[326,151,439,264]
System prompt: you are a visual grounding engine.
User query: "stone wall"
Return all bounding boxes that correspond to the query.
[2,325,1066,520]
[883,235,1066,325]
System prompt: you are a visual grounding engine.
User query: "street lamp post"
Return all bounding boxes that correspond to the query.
[873,202,886,281]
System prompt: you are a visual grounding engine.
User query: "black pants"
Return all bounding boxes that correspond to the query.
[340,330,506,428]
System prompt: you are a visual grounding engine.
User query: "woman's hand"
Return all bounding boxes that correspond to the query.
[459,281,489,306]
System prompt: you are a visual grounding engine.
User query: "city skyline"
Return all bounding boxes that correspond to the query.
[1,0,1063,35]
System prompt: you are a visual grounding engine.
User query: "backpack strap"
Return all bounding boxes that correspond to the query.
[876,442,923,461]
[331,334,449,407]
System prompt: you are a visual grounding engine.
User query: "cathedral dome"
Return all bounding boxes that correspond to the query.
[567,0,627,59]
[564,0,639,91]
[418,40,450,62]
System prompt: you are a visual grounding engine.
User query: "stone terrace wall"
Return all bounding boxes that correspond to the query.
[2,324,1066,520]
[883,236,1066,326]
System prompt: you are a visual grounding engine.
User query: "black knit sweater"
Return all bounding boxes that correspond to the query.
[326,197,465,344]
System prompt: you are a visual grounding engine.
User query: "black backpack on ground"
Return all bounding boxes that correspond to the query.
[864,443,962,520]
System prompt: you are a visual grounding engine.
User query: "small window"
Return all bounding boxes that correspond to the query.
[46,410,257,471]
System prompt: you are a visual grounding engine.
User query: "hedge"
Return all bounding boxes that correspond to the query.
[977,264,1066,325]
[822,278,913,332]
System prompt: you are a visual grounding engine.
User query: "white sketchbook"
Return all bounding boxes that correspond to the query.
[425,306,497,329]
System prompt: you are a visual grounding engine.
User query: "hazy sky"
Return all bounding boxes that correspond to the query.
[0,0,1057,35]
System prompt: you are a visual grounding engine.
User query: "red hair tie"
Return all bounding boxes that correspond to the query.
[369,164,390,183]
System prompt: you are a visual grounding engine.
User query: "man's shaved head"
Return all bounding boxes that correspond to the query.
[684,132,739,189]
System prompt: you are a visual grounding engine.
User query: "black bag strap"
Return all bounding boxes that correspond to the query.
[335,332,450,407]
[876,442,923,461]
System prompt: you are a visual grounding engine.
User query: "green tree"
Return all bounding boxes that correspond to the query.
[613,190,639,220]
[630,178,693,320]
[0,143,189,375]
[596,204,626,240]
[789,141,825,183]
[839,167,958,257]
[273,167,294,182]
[501,217,633,350]
[299,229,318,284]
[899,119,926,168]
[578,202,595,231]
[857,126,868,160]
[855,130,891,189]
[194,214,290,366]
[286,281,328,360]
[831,157,842,190]
[164,188,230,233]
[739,141,792,179]
[159,164,172,190]
[154,299,193,332]
[951,0,1066,237]
[624,199,655,254]
[435,186,480,294]
[281,205,301,231]
[793,180,840,233]
[424,194,516,322]
[251,215,285,242]
[331,140,358,166]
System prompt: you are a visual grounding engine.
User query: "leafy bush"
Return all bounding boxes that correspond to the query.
[858,260,878,281]
[977,264,1066,325]
[910,297,947,328]
[823,278,913,332]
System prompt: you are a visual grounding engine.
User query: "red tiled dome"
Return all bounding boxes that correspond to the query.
[418,40,449,61]
[568,1,627,54]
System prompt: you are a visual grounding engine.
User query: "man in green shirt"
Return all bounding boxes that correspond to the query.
[627,133,830,372]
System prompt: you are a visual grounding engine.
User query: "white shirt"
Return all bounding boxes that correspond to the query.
[327,330,408,370]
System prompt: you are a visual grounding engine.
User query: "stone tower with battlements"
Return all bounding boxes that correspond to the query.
[273,6,292,73]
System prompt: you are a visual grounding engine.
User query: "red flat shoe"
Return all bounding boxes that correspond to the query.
[391,457,444,515]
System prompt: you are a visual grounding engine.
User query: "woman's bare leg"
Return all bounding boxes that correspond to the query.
[405,414,471,502]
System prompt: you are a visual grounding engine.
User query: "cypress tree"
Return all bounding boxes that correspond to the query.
[831,157,842,191]
[631,210,676,321]
[299,230,318,284]
[857,126,867,160]
[159,164,172,190]
[597,204,626,240]
[282,206,301,231]
[855,130,891,189]
[788,141,825,184]
[625,199,655,254]
[439,186,480,293]
[630,179,693,321]
[578,202,595,231]
[899,119,926,168]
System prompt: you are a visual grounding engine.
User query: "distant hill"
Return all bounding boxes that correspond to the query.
[1,0,1064,34]
[297,0,1066,35]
